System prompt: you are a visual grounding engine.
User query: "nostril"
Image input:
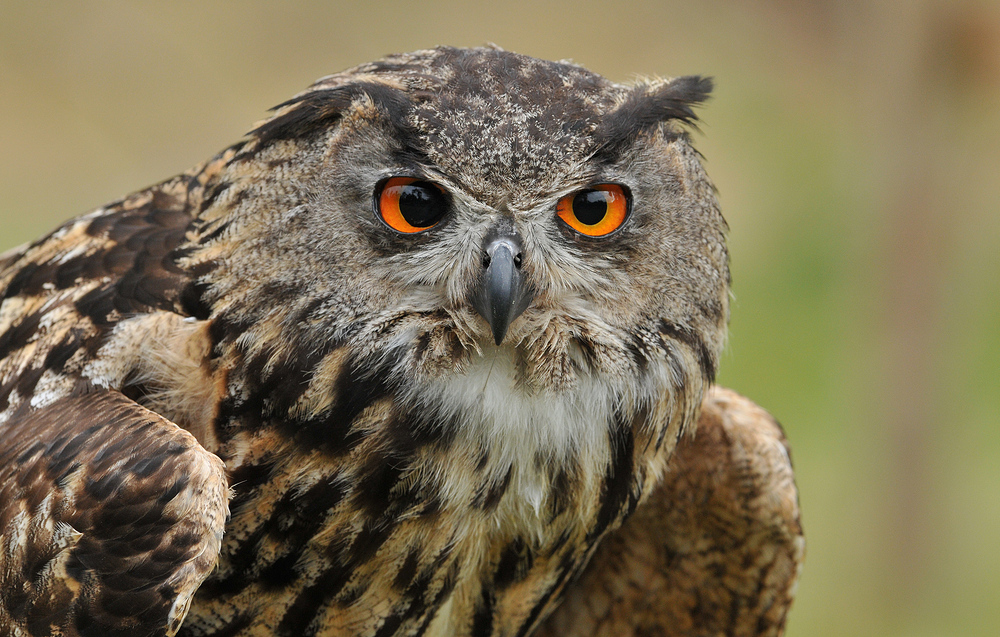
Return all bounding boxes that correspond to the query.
[513,253,523,269]
[482,254,492,268]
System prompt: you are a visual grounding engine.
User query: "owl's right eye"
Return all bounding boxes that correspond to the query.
[376,177,449,234]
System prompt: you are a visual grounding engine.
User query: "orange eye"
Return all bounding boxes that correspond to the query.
[376,177,449,233]
[556,184,630,237]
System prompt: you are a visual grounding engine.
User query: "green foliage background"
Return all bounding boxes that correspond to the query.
[2,2,998,635]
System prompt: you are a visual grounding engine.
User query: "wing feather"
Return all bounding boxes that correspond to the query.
[536,386,803,637]
[0,390,229,637]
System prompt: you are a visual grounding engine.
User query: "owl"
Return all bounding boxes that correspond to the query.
[0,46,802,637]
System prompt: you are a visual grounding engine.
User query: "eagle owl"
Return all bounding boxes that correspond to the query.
[0,47,802,637]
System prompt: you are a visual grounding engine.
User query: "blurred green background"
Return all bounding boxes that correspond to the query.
[2,2,998,635]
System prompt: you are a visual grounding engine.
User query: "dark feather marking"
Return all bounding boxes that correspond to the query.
[410,559,461,636]
[258,552,301,590]
[227,461,276,512]
[178,277,213,320]
[61,203,196,325]
[473,447,490,472]
[130,453,167,478]
[204,474,346,597]
[213,329,354,447]
[660,319,717,381]
[275,566,353,636]
[3,261,54,298]
[515,582,558,637]
[156,474,190,504]
[697,297,725,325]
[349,520,396,566]
[547,465,574,521]
[0,310,43,361]
[92,498,167,536]
[475,464,512,511]
[22,540,59,588]
[549,529,572,555]
[470,588,495,637]
[213,395,262,440]
[15,440,46,464]
[399,542,459,631]
[121,531,161,555]
[625,333,649,373]
[417,492,442,517]
[587,412,635,543]
[494,536,533,590]
[664,341,687,391]
[47,427,92,471]
[383,463,441,520]
[206,312,254,354]
[70,286,116,328]
[267,345,338,418]
[352,453,409,521]
[1,261,35,297]
[83,212,117,237]
[42,331,84,370]
[0,366,42,415]
[103,244,138,275]
[514,546,591,637]
[290,296,328,328]
[89,429,132,465]
[373,611,408,637]
[268,476,347,546]
[198,181,232,214]
[54,255,105,290]
[195,523,267,598]
[83,472,125,502]
[393,548,421,591]
[383,409,458,458]
[62,552,85,584]
[553,546,581,584]
[284,349,399,454]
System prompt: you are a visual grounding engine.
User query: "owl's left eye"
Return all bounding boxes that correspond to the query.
[556,184,630,237]
[376,177,449,234]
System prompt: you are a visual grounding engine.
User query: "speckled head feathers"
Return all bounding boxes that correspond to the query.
[251,47,713,201]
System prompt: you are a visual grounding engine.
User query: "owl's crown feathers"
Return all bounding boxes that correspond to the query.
[249,47,714,169]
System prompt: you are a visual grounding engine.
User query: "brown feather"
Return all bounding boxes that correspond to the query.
[0,391,228,637]
[536,387,803,637]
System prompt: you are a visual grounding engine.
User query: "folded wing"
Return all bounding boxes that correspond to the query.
[0,390,229,637]
[537,386,804,637]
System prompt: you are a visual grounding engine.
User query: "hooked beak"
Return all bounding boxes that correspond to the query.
[472,230,534,345]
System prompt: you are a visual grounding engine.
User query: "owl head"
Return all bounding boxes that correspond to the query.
[187,47,728,437]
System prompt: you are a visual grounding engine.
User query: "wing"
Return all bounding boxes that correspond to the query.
[536,386,804,637]
[0,390,229,637]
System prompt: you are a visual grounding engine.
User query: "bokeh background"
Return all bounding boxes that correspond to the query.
[2,2,998,635]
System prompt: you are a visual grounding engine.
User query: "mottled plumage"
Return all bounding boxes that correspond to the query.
[0,46,801,637]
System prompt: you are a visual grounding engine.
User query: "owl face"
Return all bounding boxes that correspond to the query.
[193,47,728,407]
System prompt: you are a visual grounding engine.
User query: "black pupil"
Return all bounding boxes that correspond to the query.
[573,190,608,225]
[398,181,447,228]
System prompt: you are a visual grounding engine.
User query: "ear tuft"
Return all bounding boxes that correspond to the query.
[641,75,714,126]
[248,82,415,147]
[595,76,713,153]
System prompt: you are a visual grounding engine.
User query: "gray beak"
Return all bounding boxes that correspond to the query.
[472,230,534,345]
